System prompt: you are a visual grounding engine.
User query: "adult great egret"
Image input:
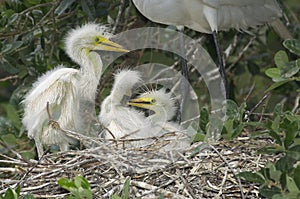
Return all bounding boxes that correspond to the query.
[132,0,282,98]
[22,23,128,158]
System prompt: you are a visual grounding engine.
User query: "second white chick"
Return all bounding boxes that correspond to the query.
[99,69,152,147]
[128,89,191,152]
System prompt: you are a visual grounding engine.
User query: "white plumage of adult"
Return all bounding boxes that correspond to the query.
[132,0,283,98]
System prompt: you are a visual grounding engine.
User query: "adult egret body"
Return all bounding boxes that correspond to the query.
[132,0,282,98]
[22,23,128,158]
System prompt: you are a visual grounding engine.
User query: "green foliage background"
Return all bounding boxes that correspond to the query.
[0,0,299,181]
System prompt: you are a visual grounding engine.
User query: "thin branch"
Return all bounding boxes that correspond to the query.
[0,75,18,82]
[112,0,127,34]
[244,92,270,121]
[228,36,256,71]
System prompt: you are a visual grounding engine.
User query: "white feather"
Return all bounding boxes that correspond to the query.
[132,0,282,33]
[22,23,117,158]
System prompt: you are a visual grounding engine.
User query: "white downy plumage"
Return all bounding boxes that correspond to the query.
[22,23,128,158]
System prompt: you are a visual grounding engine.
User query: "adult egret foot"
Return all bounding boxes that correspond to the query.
[22,23,128,159]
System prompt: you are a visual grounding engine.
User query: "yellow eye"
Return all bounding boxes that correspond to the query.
[150,99,156,104]
[95,37,106,43]
[95,37,101,43]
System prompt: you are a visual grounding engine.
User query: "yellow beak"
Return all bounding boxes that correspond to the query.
[98,37,129,53]
[127,97,155,110]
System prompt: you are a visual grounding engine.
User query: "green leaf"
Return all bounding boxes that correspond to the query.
[265,80,292,92]
[296,59,300,68]
[283,39,300,56]
[271,115,280,133]
[15,186,20,196]
[294,165,300,190]
[189,143,209,158]
[286,175,300,193]
[223,120,233,136]
[266,163,282,183]
[266,68,280,78]
[121,177,130,199]
[199,107,209,132]
[273,192,300,199]
[231,123,245,138]
[236,171,265,184]
[74,176,91,190]
[1,134,17,146]
[111,195,122,199]
[275,50,289,69]
[260,185,281,198]
[21,151,35,160]
[257,146,285,154]
[57,178,74,191]
[0,55,19,74]
[280,61,300,78]
[0,116,17,135]
[286,146,300,161]
[273,50,300,78]
[9,85,30,107]
[55,0,77,15]
[1,103,21,130]
[276,155,295,173]
[3,187,19,199]
[80,0,96,20]
[1,43,14,54]
[8,41,23,54]
[265,68,287,82]
[57,176,92,199]
[192,131,205,142]
[24,0,41,6]
[223,100,239,120]
[282,119,298,148]
[274,104,284,117]
[272,194,287,199]
[8,13,18,25]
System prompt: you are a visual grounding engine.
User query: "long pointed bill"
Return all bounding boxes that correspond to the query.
[97,37,129,52]
[127,97,154,110]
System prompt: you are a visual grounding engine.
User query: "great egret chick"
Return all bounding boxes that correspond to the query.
[132,0,282,98]
[128,89,191,151]
[22,23,128,158]
[128,89,180,132]
[99,69,152,147]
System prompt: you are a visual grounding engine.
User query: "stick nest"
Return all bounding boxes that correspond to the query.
[0,134,276,199]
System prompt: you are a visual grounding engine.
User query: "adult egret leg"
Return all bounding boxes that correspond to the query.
[178,27,189,124]
[212,31,229,99]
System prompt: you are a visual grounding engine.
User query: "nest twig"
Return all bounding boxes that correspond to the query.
[0,133,276,199]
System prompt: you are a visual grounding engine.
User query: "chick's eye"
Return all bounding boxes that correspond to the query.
[95,37,101,43]
[151,99,156,104]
